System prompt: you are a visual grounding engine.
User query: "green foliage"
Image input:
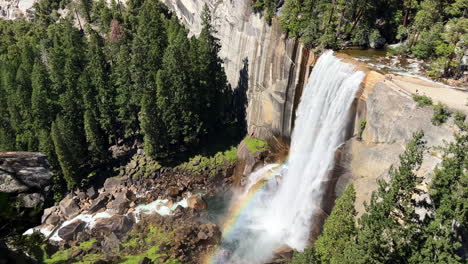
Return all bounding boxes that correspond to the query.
[291,129,468,263]
[0,0,238,191]
[278,0,468,78]
[176,146,237,177]
[290,246,320,264]
[412,94,433,107]
[315,185,357,264]
[358,120,366,140]
[251,0,278,24]
[432,103,452,126]
[244,137,268,153]
[454,111,466,123]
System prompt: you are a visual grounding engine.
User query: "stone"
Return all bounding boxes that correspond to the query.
[87,193,109,214]
[109,192,130,214]
[0,152,53,193]
[86,187,98,199]
[129,160,137,169]
[42,206,62,226]
[104,177,124,192]
[59,194,80,219]
[102,232,120,252]
[58,220,86,241]
[92,215,134,236]
[197,231,209,240]
[187,195,207,210]
[166,186,180,197]
[17,193,44,208]
[75,190,87,201]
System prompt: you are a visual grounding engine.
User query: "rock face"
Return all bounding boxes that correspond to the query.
[0,0,34,19]
[335,71,458,215]
[0,152,53,194]
[163,0,312,139]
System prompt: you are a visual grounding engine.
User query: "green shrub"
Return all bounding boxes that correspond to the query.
[359,120,367,140]
[412,94,433,107]
[454,111,466,123]
[176,146,237,177]
[244,137,268,153]
[431,103,451,126]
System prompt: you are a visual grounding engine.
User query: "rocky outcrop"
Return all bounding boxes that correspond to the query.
[335,70,459,215]
[0,0,34,19]
[163,0,313,139]
[0,152,53,211]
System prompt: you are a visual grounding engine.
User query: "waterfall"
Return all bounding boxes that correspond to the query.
[211,51,365,264]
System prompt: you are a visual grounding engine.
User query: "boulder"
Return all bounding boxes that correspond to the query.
[92,215,134,236]
[101,232,120,251]
[75,190,87,201]
[166,186,181,197]
[58,220,86,241]
[42,206,62,226]
[17,193,44,208]
[59,194,80,219]
[237,140,267,177]
[0,152,53,193]
[104,177,124,192]
[187,195,207,210]
[109,192,130,214]
[87,193,109,214]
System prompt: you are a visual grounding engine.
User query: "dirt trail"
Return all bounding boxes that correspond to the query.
[385,74,468,113]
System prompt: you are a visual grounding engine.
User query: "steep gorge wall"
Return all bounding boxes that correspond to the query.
[163,0,310,139]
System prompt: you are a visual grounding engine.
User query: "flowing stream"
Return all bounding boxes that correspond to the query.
[210,51,365,263]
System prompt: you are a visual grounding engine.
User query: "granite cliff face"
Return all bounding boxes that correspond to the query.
[0,152,53,209]
[335,68,464,215]
[163,0,312,139]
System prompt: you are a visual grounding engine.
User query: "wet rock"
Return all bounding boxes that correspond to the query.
[92,215,134,236]
[42,206,62,226]
[109,192,130,214]
[187,195,207,210]
[58,220,86,241]
[273,246,294,259]
[88,193,109,214]
[59,194,80,219]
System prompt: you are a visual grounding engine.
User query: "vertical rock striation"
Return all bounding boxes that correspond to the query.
[163,0,310,139]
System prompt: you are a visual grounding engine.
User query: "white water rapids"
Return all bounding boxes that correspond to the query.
[213,51,365,263]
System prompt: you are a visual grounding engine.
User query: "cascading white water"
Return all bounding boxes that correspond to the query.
[213,51,365,264]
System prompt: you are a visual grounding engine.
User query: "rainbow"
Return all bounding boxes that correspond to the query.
[206,164,282,264]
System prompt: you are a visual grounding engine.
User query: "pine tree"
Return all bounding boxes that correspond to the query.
[154,29,202,156]
[51,117,83,189]
[113,43,139,137]
[196,4,229,134]
[31,60,53,131]
[315,184,358,264]
[86,28,116,143]
[357,131,426,263]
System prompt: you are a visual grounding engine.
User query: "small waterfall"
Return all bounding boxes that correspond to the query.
[211,51,365,264]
